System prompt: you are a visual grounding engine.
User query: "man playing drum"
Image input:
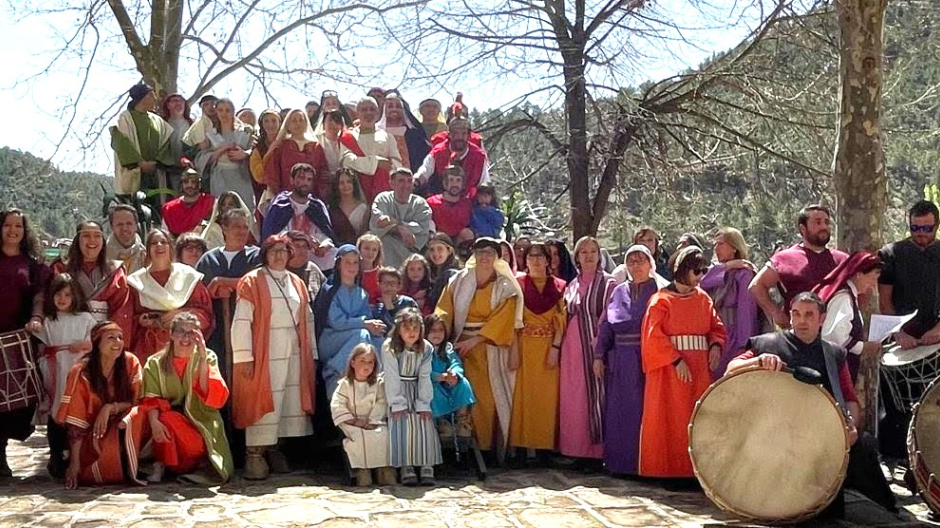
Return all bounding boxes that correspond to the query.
[878,200,940,462]
[727,292,898,519]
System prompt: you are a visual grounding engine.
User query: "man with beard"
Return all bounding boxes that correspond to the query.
[370,168,432,269]
[749,205,848,329]
[877,200,940,464]
[376,92,430,174]
[340,97,403,203]
[262,163,337,275]
[414,113,490,198]
[426,165,474,245]
[105,204,147,275]
[182,94,220,147]
[161,168,215,237]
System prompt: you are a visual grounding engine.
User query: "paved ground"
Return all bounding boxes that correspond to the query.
[0,431,936,528]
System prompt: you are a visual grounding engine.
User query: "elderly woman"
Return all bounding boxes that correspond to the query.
[128,229,214,362]
[264,108,330,199]
[0,209,51,477]
[56,321,147,489]
[231,235,317,480]
[140,312,232,483]
[197,98,255,208]
[314,245,387,398]
[558,236,617,461]
[593,244,664,475]
[436,237,523,453]
[638,246,725,478]
[55,220,134,339]
[699,227,760,380]
[509,242,567,455]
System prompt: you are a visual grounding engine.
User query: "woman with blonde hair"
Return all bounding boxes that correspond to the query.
[196,98,255,208]
[264,108,330,199]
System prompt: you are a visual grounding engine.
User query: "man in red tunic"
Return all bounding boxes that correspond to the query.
[426,165,474,245]
[748,204,848,328]
[415,114,490,198]
[161,169,214,238]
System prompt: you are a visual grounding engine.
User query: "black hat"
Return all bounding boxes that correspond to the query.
[198,94,219,105]
[128,82,153,109]
[471,237,501,253]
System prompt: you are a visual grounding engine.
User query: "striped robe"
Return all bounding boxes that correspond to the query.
[382,339,442,468]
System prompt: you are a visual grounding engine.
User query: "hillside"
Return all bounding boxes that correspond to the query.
[0,147,110,240]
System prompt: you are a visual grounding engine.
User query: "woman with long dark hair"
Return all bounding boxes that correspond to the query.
[56,321,147,489]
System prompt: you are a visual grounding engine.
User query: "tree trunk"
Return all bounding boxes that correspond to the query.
[562,48,592,241]
[833,0,888,435]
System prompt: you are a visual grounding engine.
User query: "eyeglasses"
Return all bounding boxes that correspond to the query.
[626,258,649,266]
[693,267,709,276]
[911,224,936,233]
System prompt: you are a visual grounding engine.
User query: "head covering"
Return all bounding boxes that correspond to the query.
[198,94,219,105]
[159,92,194,124]
[813,251,882,303]
[672,245,701,274]
[91,321,123,344]
[376,90,426,135]
[623,244,655,281]
[472,237,501,254]
[498,240,516,273]
[419,98,446,125]
[128,82,153,110]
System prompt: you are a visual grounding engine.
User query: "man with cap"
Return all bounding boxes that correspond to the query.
[182,94,220,148]
[414,96,490,198]
[160,168,215,238]
[109,81,176,198]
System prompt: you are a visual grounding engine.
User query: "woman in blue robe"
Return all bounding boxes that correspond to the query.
[313,245,387,397]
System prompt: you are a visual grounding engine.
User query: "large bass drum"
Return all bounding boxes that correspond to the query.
[908,374,940,515]
[689,367,850,524]
[882,343,940,413]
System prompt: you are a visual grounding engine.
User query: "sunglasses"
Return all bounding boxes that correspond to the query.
[693,267,709,276]
[911,224,936,233]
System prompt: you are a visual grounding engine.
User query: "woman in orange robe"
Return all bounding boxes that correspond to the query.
[57,321,148,489]
[638,246,725,478]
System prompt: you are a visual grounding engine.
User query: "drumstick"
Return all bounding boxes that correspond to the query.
[782,365,823,386]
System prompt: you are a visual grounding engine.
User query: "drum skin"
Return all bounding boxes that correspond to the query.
[908,375,940,515]
[689,367,850,524]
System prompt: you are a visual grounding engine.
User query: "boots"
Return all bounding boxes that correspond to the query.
[456,412,473,439]
[243,446,269,480]
[355,468,373,487]
[0,439,11,478]
[375,466,397,486]
[265,446,290,474]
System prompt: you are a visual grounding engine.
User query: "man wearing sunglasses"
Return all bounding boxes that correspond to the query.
[749,204,849,329]
[876,199,940,465]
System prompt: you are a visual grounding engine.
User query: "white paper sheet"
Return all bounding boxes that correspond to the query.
[869,311,918,342]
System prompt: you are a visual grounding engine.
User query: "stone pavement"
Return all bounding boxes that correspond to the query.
[1,432,936,528]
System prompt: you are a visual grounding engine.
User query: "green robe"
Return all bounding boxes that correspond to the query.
[143,349,233,482]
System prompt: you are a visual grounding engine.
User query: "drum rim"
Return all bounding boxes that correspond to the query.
[907,373,940,515]
[688,365,850,524]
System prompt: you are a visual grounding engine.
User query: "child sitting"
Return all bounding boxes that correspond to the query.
[401,254,433,315]
[469,184,505,238]
[330,343,396,486]
[372,267,417,333]
[381,308,443,485]
[424,314,475,440]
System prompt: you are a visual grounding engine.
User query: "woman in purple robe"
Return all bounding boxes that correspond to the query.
[699,227,759,380]
[593,244,663,475]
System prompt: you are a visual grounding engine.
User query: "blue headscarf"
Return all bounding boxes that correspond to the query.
[312,244,360,340]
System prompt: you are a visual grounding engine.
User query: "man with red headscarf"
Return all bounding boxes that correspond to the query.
[414,95,490,198]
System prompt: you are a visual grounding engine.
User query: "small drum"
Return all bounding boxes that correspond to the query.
[689,367,850,524]
[908,374,940,514]
[0,330,42,413]
[882,343,940,413]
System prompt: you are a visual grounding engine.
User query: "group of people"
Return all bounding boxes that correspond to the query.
[1,81,938,521]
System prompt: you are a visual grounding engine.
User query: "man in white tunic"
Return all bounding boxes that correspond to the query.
[341,97,403,203]
[369,169,432,269]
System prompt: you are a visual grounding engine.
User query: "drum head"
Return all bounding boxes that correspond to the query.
[883,344,940,367]
[690,368,849,523]
[911,376,940,513]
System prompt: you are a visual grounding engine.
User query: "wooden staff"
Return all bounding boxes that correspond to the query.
[856,348,881,435]
[222,297,234,386]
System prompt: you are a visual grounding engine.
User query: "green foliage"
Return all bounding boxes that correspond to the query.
[0,147,109,241]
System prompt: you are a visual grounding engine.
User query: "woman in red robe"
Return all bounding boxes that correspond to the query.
[57,321,148,489]
[263,109,330,200]
[639,246,725,478]
[127,229,213,362]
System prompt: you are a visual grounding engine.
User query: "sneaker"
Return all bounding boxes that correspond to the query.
[401,466,418,486]
[420,466,435,486]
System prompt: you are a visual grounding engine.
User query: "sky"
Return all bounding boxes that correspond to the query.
[0,0,777,176]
